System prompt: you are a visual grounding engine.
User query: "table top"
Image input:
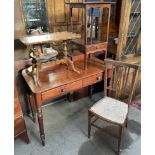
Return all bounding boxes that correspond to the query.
[22,60,105,94]
[19,31,81,45]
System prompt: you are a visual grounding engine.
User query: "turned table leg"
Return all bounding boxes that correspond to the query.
[27,94,36,123]
[34,93,45,146]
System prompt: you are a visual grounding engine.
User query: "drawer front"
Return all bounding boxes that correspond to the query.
[42,86,66,101]
[66,80,82,92]
[83,73,103,87]
[96,43,107,50]
[14,98,23,119]
[86,46,97,52]
[86,43,107,53]
[14,118,25,137]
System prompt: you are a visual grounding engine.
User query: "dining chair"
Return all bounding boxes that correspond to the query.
[88,59,139,154]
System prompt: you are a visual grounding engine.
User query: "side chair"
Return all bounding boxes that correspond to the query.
[88,59,139,154]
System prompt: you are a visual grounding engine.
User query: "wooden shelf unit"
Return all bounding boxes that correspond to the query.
[66,2,115,70]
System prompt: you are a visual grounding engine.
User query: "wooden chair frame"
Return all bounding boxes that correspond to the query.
[88,59,139,154]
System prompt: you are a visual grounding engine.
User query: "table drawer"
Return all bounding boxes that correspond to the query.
[83,73,103,87]
[14,118,25,137]
[14,98,23,119]
[66,80,82,92]
[86,43,107,53]
[86,45,96,52]
[42,80,83,101]
[96,43,107,50]
[42,86,66,101]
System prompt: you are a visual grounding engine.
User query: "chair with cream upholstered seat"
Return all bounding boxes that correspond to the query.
[88,59,139,154]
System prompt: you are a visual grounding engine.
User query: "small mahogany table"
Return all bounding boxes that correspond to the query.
[22,60,112,146]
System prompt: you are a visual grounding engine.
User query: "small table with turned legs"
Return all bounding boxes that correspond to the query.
[22,60,112,146]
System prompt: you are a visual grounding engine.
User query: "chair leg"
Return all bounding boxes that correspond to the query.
[118,125,123,154]
[88,110,92,138]
[125,117,128,128]
[88,85,93,98]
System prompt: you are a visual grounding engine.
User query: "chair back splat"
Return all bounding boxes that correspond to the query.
[104,59,139,104]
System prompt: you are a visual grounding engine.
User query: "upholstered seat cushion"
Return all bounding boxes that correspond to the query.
[90,97,128,124]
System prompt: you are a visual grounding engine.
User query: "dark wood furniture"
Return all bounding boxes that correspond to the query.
[22,60,112,146]
[14,83,30,144]
[88,59,139,154]
[66,2,115,69]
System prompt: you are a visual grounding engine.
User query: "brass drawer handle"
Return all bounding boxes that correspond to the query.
[96,76,101,81]
[61,89,65,93]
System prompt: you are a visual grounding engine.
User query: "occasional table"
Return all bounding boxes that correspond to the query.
[19,31,82,83]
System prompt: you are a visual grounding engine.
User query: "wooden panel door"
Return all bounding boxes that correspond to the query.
[14,0,26,38]
[46,0,83,32]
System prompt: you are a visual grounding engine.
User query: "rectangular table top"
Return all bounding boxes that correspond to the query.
[19,31,81,45]
[22,60,105,94]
